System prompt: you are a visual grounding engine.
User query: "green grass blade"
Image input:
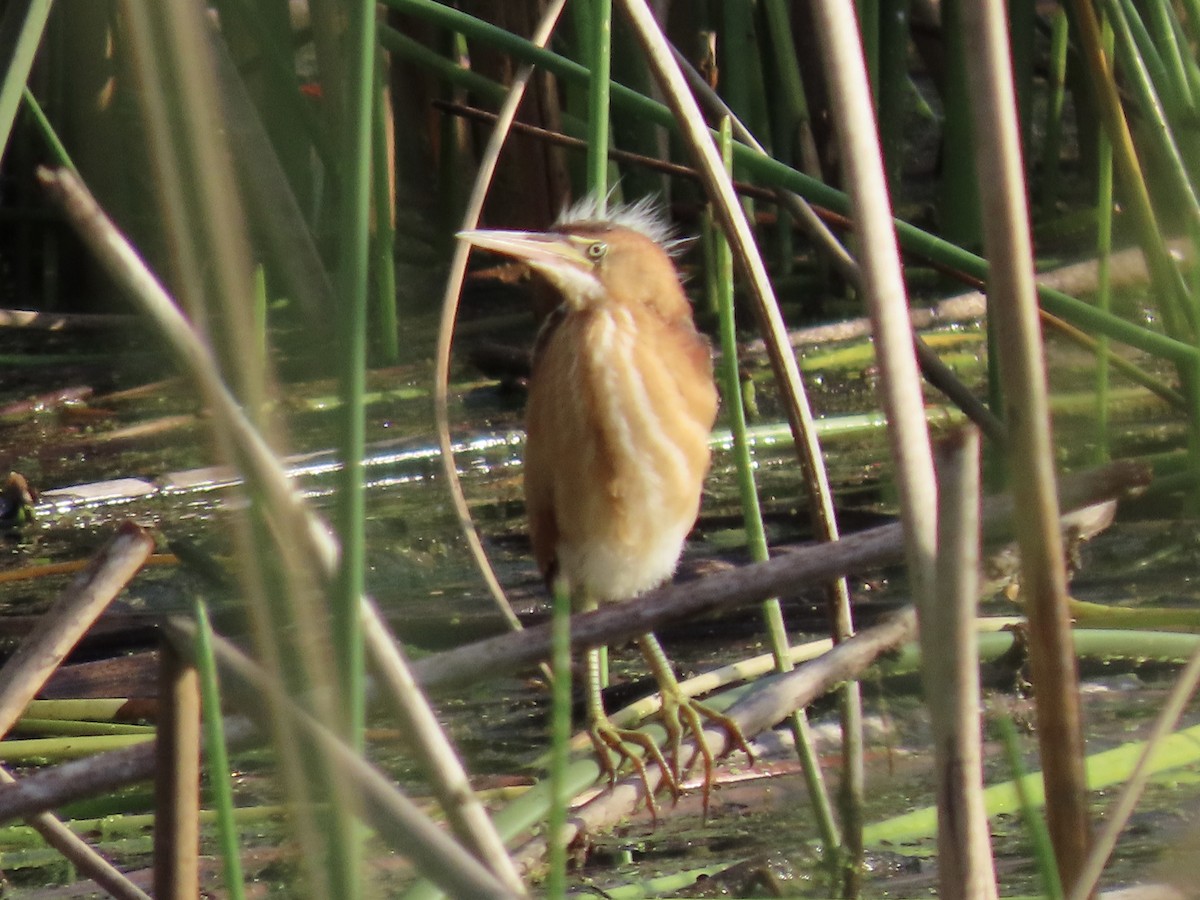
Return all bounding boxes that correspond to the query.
[997,717,1064,900]
[585,0,611,206]
[21,86,75,173]
[193,600,247,900]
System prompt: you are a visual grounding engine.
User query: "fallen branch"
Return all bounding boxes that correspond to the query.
[413,460,1149,691]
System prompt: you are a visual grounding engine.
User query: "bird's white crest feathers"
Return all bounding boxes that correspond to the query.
[555,194,687,256]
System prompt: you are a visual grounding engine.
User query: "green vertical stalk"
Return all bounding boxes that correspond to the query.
[194,599,247,900]
[720,0,761,143]
[1105,0,1200,304]
[1009,0,1036,154]
[1039,9,1069,214]
[1143,0,1194,113]
[334,0,376,734]
[586,0,611,207]
[713,117,842,858]
[1181,0,1200,42]
[1169,9,1200,109]
[856,0,879,103]
[1094,19,1114,465]
[1108,0,1200,213]
[587,0,610,689]
[1114,0,1169,104]
[998,718,1064,900]
[332,6,377,896]
[608,12,660,200]
[435,30,474,232]
[252,265,268,380]
[546,577,572,899]
[877,0,909,193]
[563,0,592,196]
[372,52,399,365]
[1070,0,1196,346]
[760,0,807,272]
[720,1,763,230]
[700,208,719,317]
[756,7,804,163]
[938,0,982,248]
[21,87,75,173]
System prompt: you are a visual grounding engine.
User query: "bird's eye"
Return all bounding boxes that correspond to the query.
[585,241,608,261]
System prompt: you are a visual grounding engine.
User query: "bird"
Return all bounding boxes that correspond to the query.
[460,196,751,812]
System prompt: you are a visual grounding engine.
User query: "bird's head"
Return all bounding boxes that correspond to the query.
[459,198,692,321]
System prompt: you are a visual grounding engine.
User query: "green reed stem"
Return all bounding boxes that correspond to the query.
[1181,0,1200,46]
[10,718,153,737]
[759,0,804,271]
[1105,0,1200,237]
[761,0,807,167]
[586,0,611,690]
[380,26,504,104]
[21,87,75,173]
[1114,0,1167,99]
[1070,0,1196,347]
[1094,19,1114,464]
[997,717,1064,900]
[252,264,267,368]
[720,0,769,152]
[700,208,719,317]
[1038,8,1069,214]
[713,117,841,854]
[718,0,763,238]
[194,599,247,900]
[1169,8,1200,108]
[857,0,879,102]
[546,577,572,899]
[586,0,612,207]
[0,733,151,762]
[877,0,909,193]
[937,0,982,248]
[563,0,592,194]
[333,4,377,897]
[1144,0,1194,113]
[334,0,377,743]
[1010,0,1036,150]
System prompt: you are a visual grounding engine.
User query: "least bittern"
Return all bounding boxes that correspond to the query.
[461,198,751,810]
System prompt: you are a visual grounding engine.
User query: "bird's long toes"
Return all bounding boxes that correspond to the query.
[586,728,622,788]
[657,704,686,784]
[588,722,679,819]
[692,701,755,766]
[675,701,718,818]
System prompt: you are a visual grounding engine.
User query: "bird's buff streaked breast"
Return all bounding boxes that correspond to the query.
[524,301,718,604]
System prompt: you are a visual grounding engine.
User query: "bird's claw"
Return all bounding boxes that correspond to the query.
[659,694,754,819]
[587,719,679,821]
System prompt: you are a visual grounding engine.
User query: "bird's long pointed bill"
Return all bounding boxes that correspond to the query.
[459,229,600,303]
[457,229,586,270]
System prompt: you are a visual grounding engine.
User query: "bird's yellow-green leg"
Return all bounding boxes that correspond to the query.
[636,633,754,815]
[577,594,677,815]
[584,644,679,819]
